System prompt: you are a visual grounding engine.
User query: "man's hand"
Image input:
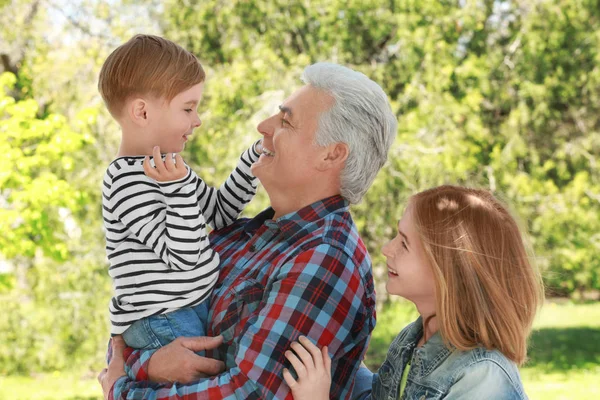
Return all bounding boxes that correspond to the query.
[98,336,127,400]
[148,336,226,384]
[143,146,187,182]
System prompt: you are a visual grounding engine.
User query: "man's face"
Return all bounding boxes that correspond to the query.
[146,82,204,153]
[251,85,334,202]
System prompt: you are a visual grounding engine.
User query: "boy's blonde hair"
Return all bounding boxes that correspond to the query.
[410,185,544,365]
[98,34,205,117]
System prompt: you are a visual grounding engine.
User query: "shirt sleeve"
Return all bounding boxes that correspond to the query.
[105,162,207,271]
[110,243,375,400]
[444,360,525,400]
[351,364,374,400]
[194,143,260,230]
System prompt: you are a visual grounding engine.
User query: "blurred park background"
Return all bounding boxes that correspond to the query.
[0,0,599,398]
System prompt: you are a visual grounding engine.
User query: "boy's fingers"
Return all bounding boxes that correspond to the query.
[299,336,322,368]
[143,156,151,172]
[164,153,176,172]
[291,341,314,370]
[282,368,298,388]
[143,156,157,178]
[175,154,185,170]
[285,350,307,378]
[153,146,166,174]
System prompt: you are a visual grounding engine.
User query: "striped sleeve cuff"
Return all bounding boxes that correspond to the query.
[237,140,262,178]
[156,167,195,194]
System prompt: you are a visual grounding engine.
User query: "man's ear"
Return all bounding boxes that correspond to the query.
[317,142,349,172]
[128,98,149,127]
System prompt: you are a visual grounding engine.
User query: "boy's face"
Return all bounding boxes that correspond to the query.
[145,82,204,153]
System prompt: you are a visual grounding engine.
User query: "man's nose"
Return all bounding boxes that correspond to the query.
[256,114,276,137]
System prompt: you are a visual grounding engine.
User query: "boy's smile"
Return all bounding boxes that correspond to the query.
[116,82,205,157]
[144,82,204,154]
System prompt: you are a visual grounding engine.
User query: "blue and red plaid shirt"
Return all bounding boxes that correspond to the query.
[110,195,377,399]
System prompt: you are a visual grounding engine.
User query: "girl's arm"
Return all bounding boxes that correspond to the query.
[283,336,332,400]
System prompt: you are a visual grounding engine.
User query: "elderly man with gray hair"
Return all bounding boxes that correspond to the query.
[100,62,397,400]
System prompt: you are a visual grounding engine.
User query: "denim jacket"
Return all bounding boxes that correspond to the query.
[354,317,527,400]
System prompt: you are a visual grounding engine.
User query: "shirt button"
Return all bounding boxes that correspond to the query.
[249,244,256,252]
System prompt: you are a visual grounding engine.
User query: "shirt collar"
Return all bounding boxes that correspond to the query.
[243,195,349,239]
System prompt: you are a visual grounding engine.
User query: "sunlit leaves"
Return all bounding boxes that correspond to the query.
[0,72,94,260]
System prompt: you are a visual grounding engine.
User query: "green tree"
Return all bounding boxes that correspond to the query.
[1,0,599,377]
[158,0,600,297]
[0,0,162,373]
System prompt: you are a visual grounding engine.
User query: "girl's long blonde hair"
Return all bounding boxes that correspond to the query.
[410,185,544,365]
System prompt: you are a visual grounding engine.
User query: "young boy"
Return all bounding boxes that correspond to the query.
[98,34,262,349]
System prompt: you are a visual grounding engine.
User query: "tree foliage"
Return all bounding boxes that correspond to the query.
[0,0,598,375]
[160,0,600,297]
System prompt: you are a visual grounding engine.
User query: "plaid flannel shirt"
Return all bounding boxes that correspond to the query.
[110,195,377,399]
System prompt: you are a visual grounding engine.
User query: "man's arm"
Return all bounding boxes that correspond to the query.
[194,142,261,230]
[105,159,205,271]
[109,244,375,399]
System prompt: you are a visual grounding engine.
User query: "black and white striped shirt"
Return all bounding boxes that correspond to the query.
[102,145,260,334]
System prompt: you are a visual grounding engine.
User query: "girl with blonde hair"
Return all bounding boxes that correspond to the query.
[283,185,544,399]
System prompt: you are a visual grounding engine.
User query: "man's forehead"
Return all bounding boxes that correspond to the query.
[280,85,334,115]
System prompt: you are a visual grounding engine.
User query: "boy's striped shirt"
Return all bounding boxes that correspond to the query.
[102,145,260,334]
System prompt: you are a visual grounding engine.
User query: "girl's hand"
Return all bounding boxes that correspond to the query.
[283,336,332,400]
[143,146,187,182]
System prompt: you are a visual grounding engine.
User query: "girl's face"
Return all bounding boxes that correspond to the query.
[382,206,436,307]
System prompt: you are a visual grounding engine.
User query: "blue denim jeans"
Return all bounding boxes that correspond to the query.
[122,300,210,352]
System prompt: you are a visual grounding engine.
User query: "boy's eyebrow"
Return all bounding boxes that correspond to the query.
[184,100,198,105]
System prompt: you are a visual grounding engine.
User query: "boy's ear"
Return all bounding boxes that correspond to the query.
[128,98,149,127]
[316,142,349,172]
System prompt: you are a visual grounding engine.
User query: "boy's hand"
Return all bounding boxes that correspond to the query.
[144,146,188,182]
[283,336,331,400]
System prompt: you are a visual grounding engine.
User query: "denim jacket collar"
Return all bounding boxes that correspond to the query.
[395,316,452,377]
[372,317,527,400]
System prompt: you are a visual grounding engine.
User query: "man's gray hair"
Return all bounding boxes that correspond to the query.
[301,62,397,204]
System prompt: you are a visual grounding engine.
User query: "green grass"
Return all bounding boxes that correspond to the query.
[0,371,101,400]
[521,301,600,399]
[1,301,599,399]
